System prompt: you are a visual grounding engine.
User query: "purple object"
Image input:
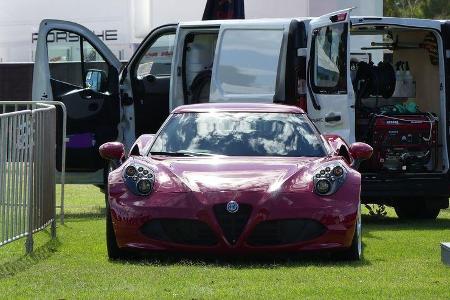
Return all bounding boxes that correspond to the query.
[67,133,95,149]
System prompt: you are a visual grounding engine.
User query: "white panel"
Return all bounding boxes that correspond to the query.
[150,0,207,28]
[210,26,285,102]
[133,0,151,39]
[246,0,309,18]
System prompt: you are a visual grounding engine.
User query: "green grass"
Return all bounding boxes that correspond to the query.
[1,185,449,299]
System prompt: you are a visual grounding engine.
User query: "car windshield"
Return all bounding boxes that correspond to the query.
[149,112,325,157]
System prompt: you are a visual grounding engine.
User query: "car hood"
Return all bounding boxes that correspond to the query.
[145,156,327,193]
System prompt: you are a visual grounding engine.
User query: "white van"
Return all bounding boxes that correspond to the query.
[32,9,450,218]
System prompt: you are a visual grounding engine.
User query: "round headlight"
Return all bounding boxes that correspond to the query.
[316,179,331,195]
[332,166,344,177]
[125,166,137,177]
[137,179,153,194]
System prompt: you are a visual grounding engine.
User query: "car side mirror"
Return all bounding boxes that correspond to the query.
[86,69,107,93]
[99,142,125,161]
[349,142,373,169]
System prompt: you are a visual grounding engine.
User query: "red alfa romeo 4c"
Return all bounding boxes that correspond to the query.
[100,103,372,260]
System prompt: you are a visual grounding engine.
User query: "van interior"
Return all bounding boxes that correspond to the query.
[183,31,218,104]
[177,24,448,175]
[350,25,447,174]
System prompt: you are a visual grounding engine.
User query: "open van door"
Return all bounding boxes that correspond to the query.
[307,9,355,143]
[209,21,290,103]
[32,20,121,173]
[443,22,450,175]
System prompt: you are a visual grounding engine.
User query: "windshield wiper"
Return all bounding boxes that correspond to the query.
[149,151,194,157]
[150,151,219,157]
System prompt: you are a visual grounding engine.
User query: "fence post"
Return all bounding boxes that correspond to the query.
[25,112,34,254]
[50,109,57,239]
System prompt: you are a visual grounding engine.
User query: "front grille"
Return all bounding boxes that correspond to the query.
[213,203,252,245]
[140,219,217,246]
[247,219,326,246]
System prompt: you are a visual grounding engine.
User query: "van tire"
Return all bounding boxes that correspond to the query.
[395,201,440,220]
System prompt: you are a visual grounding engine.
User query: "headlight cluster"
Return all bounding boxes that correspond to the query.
[313,163,347,196]
[123,164,154,196]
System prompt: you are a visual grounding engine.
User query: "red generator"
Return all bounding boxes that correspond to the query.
[362,114,438,172]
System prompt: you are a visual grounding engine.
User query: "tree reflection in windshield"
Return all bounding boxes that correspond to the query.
[150,112,325,157]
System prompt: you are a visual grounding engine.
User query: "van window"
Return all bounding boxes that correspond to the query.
[312,23,347,94]
[213,29,284,98]
[47,30,109,90]
[136,33,175,78]
[47,30,83,87]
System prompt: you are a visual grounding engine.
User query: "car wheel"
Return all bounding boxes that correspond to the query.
[337,204,362,261]
[105,189,129,260]
[395,201,440,220]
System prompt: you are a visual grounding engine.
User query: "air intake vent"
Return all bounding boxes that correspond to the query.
[247,219,326,246]
[140,219,217,246]
[213,203,252,245]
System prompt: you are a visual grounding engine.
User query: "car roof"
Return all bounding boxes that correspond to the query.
[172,103,305,114]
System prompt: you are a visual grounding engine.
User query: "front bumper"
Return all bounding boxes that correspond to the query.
[109,187,359,254]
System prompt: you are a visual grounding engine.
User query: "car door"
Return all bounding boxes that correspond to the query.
[306,9,355,143]
[127,25,177,137]
[32,19,121,173]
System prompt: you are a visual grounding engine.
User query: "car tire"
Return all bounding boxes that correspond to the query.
[395,201,440,220]
[105,187,129,260]
[336,205,362,261]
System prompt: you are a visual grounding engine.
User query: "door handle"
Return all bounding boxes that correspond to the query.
[325,114,342,123]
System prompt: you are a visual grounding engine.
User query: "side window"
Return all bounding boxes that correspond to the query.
[312,23,348,94]
[213,28,284,98]
[136,34,175,79]
[83,40,109,93]
[47,30,109,92]
[47,30,83,87]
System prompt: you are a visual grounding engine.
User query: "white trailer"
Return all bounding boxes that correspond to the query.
[0,0,382,62]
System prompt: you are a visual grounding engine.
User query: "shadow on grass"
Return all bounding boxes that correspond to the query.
[109,248,371,269]
[57,207,106,222]
[362,213,450,232]
[0,238,61,280]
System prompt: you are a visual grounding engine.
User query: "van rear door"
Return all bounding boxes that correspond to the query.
[32,19,121,174]
[209,21,290,103]
[443,21,450,176]
[307,9,355,143]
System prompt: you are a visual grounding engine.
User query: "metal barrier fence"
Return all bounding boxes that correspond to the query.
[0,102,64,253]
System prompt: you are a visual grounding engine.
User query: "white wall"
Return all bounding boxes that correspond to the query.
[0,0,134,62]
[245,0,309,18]
[133,0,382,38]
[0,0,382,62]
[308,0,382,17]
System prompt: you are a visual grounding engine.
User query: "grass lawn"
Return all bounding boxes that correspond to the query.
[0,185,449,299]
